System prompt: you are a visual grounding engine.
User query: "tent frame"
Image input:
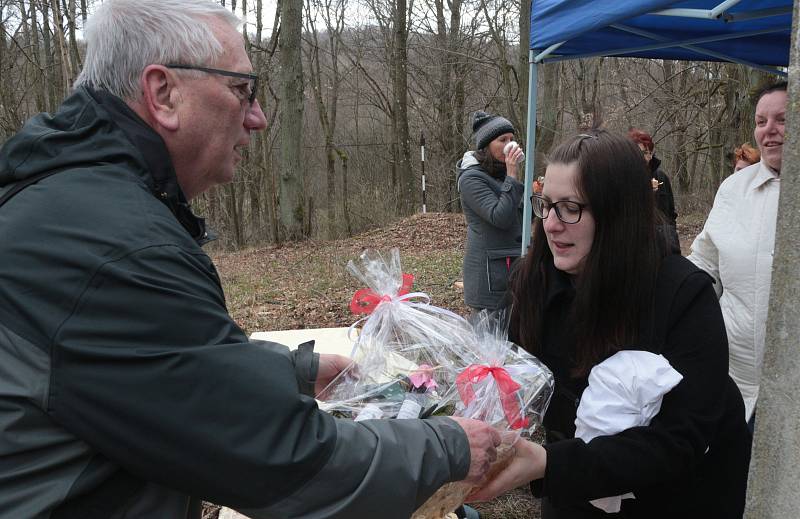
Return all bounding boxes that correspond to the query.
[521,0,790,254]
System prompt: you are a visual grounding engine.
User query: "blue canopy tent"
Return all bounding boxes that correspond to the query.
[521,0,793,253]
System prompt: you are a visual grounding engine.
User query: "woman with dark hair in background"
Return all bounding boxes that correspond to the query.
[467,130,750,518]
[457,111,525,311]
[628,128,680,253]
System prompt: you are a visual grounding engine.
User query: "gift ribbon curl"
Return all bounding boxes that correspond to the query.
[456,364,529,430]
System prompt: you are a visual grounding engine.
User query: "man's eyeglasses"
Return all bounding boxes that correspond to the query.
[531,194,589,224]
[166,64,259,105]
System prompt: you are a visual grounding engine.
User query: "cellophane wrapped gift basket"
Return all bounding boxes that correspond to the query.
[319,249,554,519]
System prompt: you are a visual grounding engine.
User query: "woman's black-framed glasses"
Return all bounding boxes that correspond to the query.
[531,194,588,224]
[166,64,259,105]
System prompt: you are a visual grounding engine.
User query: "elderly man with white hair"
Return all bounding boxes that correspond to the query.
[0,1,499,517]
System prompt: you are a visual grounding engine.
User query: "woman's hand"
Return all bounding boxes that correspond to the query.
[466,439,547,502]
[505,145,524,180]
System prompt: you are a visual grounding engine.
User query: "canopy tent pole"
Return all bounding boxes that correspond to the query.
[726,6,793,22]
[537,23,787,77]
[539,26,787,62]
[610,23,789,76]
[533,41,566,63]
[521,51,538,257]
[709,0,744,18]
[653,0,744,19]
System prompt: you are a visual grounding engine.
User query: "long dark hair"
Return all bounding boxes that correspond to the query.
[473,149,508,179]
[509,129,664,376]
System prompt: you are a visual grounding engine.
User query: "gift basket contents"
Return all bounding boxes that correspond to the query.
[411,310,554,519]
[317,248,474,421]
[319,249,554,519]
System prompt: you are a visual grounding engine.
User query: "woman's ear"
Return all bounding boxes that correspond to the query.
[139,65,180,131]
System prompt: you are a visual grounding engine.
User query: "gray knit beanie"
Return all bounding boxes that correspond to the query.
[471,111,515,150]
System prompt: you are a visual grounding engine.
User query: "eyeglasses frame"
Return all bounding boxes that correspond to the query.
[165,64,259,105]
[530,194,589,224]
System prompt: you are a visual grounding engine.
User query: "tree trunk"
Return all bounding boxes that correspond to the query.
[517,0,531,146]
[67,0,81,73]
[451,1,465,213]
[434,0,456,212]
[278,0,305,240]
[304,0,346,238]
[662,60,690,194]
[536,62,560,176]
[480,1,521,132]
[41,0,56,112]
[51,0,74,96]
[339,150,352,236]
[28,0,46,112]
[745,4,800,514]
[393,0,413,214]
[225,182,243,249]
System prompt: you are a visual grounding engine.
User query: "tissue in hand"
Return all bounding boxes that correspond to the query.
[503,141,524,162]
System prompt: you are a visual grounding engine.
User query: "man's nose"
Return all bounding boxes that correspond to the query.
[245,99,268,131]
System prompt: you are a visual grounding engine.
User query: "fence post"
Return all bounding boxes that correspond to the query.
[420,132,427,213]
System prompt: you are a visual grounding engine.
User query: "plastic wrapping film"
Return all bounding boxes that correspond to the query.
[319,249,554,518]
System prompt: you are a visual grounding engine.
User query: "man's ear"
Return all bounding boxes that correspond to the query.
[139,65,180,131]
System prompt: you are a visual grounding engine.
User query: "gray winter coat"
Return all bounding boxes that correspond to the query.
[0,87,470,518]
[457,151,524,310]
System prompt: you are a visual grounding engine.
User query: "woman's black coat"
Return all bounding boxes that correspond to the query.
[520,255,751,519]
[650,155,680,253]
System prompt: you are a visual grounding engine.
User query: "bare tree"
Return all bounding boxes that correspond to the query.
[303,0,349,238]
[517,0,530,147]
[278,0,306,240]
[479,0,522,131]
[392,0,414,214]
[65,0,81,73]
[50,0,74,96]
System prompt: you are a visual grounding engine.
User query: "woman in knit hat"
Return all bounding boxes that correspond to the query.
[456,110,525,311]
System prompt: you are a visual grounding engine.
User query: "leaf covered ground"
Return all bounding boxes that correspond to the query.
[213,211,703,336]
[208,211,703,519]
[212,213,473,335]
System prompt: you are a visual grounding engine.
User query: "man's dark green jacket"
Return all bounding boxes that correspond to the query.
[0,87,469,518]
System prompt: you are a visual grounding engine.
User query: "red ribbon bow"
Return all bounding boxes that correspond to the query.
[456,364,529,430]
[349,273,415,315]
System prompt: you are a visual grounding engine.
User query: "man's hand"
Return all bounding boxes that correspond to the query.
[466,439,546,502]
[449,417,502,485]
[314,354,353,396]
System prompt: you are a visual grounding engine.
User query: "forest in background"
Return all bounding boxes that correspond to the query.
[0,0,781,249]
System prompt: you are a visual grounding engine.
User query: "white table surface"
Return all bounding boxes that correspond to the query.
[250,326,356,356]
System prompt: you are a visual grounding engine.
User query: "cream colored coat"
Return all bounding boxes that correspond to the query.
[688,161,780,421]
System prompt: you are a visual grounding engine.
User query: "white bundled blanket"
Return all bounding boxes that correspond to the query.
[574,350,683,514]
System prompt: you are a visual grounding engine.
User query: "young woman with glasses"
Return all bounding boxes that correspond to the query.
[467,130,751,519]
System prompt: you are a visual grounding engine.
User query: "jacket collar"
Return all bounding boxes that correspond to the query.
[751,160,780,190]
[649,154,662,176]
[85,88,214,246]
[543,259,575,308]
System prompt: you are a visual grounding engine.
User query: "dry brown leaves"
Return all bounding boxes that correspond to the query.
[211,213,470,335]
